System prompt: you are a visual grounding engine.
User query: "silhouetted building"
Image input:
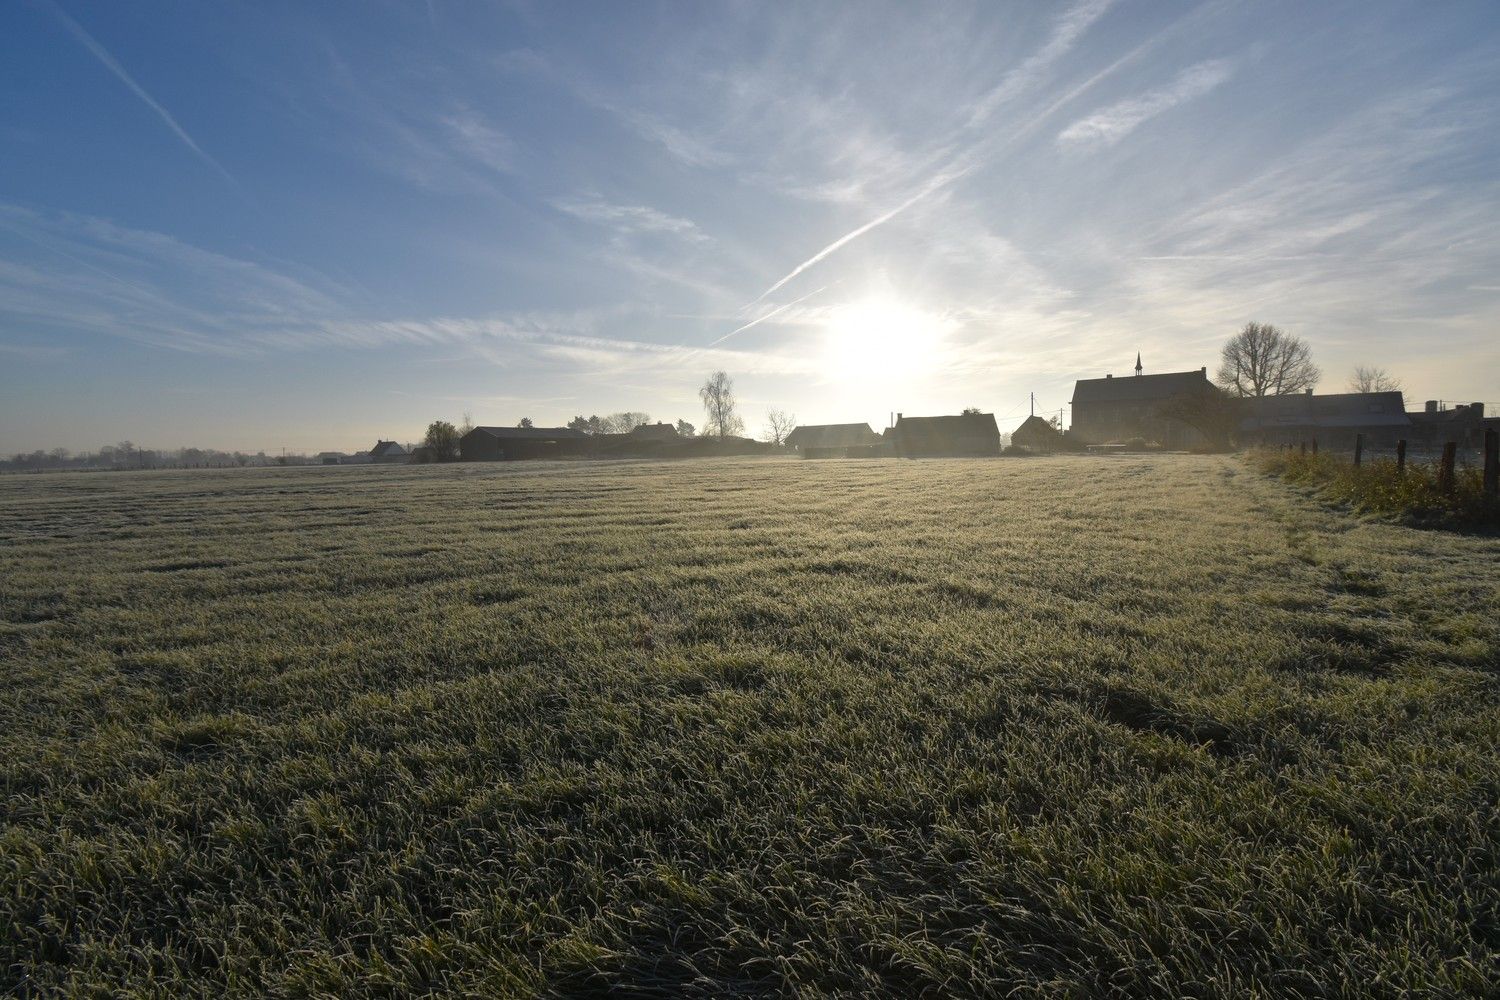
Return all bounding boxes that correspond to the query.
[1238,390,1411,448]
[460,426,588,462]
[369,440,409,464]
[892,412,1001,458]
[1011,415,1072,453]
[1408,400,1492,450]
[785,423,884,458]
[628,422,680,441]
[1070,358,1218,448]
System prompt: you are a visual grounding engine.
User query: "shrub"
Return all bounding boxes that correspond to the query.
[1250,447,1499,528]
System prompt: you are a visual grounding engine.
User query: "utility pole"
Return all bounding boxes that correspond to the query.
[1030,392,1035,418]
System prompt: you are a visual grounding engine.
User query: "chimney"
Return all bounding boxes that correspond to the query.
[1201,366,1207,376]
[1305,387,1314,395]
[1105,374,1113,379]
[1472,402,1485,418]
[1426,400,1438,414]
[896,412,902,422]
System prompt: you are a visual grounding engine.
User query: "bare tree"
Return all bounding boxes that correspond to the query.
[599,411,652,434]
[765,409,796,446]
[1215,322,1320,397]
[1348,365,1402,394]
[699,371,744,439]
[460,411,475,435]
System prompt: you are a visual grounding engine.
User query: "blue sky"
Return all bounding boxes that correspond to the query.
[2,0,1498,453]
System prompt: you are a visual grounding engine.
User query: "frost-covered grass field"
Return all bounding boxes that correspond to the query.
[3,456,1497,997]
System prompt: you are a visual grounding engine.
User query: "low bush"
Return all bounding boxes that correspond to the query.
[1251,447,1499,528]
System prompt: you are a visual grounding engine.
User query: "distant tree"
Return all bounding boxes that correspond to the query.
[518,417,534,428]
[1048,415,1062,430]
[765,409,796,446]
[962,407,982,416]
[675,419,696,438]
[567,415,592,434]
[1348,365,1402,394]
[699,371,744,439]
[599,411,651,434]
[1216,322,1320,397]
[1157,388,1238,451]
[423,420,460,461]
[460,411,475,435]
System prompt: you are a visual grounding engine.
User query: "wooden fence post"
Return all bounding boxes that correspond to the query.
[1300,441,1307,456]
[1353,433,1363,467]
[1396,439,1406,475]
[1439,442,1457,493]
[1484,428,1499,498]
[1312,438,1318,456]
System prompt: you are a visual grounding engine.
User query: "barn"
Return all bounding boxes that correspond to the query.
[785,423,885,458]
[1011,415,1072,453]
[1238,391,1412,448]
[1069,359,1218,448]
[892,413,1001,458]
[460,426,589,461]
[368,440,409,464]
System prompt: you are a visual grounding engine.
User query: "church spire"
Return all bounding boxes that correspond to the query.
[1135,352,1143,376]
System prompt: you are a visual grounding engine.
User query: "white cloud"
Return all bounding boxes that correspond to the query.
[1058,57,1236,148]
[967,0,1119,127]
[553,197,710,243]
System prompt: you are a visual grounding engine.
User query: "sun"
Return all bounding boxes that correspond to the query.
[820,295,950,383]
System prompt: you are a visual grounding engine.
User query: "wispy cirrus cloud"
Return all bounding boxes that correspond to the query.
[966,0,1119,127]
[44,2,238,187]
[553,196,710,243]
[1058,57,1237,148]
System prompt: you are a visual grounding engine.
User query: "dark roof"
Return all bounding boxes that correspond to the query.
[629,422,679,439]
[893,412,1001,453]
[1239,391,1411,430]
[369,440,407,457]
[1072,369,1213,404]
[1011,415,1066,447]
[785,423,881,449]
[1409,402,1486,425]
[465,426,587,440]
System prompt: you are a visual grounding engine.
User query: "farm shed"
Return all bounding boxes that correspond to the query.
[368,440,409,464]
[628,422,680,441]
[1407,400,1494,450]
[460,426,589,462]
[1011,415,1073,453]
[785,423,885,458]
[1238,391,1411,448]
[1070,359,1218,448]
[892,413,1001,458]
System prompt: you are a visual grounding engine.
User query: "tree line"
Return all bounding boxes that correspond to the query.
[421,370,800,460]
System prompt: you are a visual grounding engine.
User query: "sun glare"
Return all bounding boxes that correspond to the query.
[820,296,950,383]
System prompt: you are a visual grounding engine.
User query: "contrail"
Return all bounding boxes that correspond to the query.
[751,191,926,305]
[749,168,967,305]
[707,284,829,348]
[48,3,239,187]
